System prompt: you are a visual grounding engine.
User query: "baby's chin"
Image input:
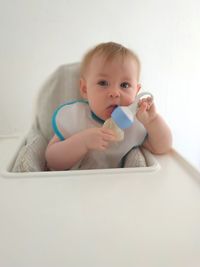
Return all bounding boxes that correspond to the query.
[97,112,111,121]
[99,113,109,121]
[91,109,108,122]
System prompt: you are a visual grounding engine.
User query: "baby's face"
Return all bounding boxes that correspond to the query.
[80,54,140,120]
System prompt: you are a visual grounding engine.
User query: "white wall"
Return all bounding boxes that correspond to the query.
[0,0,200,169]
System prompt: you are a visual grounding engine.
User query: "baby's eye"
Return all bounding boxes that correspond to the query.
[98,80,109,87]
[120,82,130,89]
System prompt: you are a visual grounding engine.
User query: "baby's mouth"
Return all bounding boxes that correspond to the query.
[106,105,118,114]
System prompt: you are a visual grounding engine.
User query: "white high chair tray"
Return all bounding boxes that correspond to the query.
[0,137,200,267]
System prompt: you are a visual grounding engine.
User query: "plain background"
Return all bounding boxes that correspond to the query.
[0,0,199,169]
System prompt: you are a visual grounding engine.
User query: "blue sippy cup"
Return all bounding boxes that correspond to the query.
[103,92,153,141]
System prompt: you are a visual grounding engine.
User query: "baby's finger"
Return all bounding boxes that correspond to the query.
[138,98,148,107]
[148,102,156,113]
[146,98,153,110]
[138,101,148,112]
[103,133,117,141]
[101,128,116,137]
[146,97,153,104]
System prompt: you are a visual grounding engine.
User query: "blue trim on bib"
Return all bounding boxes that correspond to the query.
[52,99,89,141]
[91,111,105,124]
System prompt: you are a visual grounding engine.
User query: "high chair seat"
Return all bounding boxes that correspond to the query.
[11,63,148,172]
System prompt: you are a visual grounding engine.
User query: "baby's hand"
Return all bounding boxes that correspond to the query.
[81,128,117,151]
[136,97,157,126]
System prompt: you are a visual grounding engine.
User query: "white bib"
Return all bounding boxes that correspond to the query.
[52,100,147,169]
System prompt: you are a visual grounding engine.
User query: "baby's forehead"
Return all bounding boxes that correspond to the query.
[88,54,139,77]
[90,54,138,69]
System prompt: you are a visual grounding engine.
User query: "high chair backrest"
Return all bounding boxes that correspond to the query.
[35,63,82,141]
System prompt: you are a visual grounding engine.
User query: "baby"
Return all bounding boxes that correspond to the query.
[45,42,172,170]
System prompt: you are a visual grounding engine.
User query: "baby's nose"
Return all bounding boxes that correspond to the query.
[109,88,120,98]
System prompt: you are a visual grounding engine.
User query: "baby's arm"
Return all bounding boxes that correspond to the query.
[45,128,116,170]
[136,98,172,154]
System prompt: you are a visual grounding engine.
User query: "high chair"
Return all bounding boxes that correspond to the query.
[5,62,159,174]
[0,63,200,267]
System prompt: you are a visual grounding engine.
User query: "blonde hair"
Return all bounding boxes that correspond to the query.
[80,42,141,80]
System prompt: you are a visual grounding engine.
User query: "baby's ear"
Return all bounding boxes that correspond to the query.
[80,78,88,99]
[137,83,141,93]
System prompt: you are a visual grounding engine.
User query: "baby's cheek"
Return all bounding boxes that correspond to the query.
[123,95,135,106]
